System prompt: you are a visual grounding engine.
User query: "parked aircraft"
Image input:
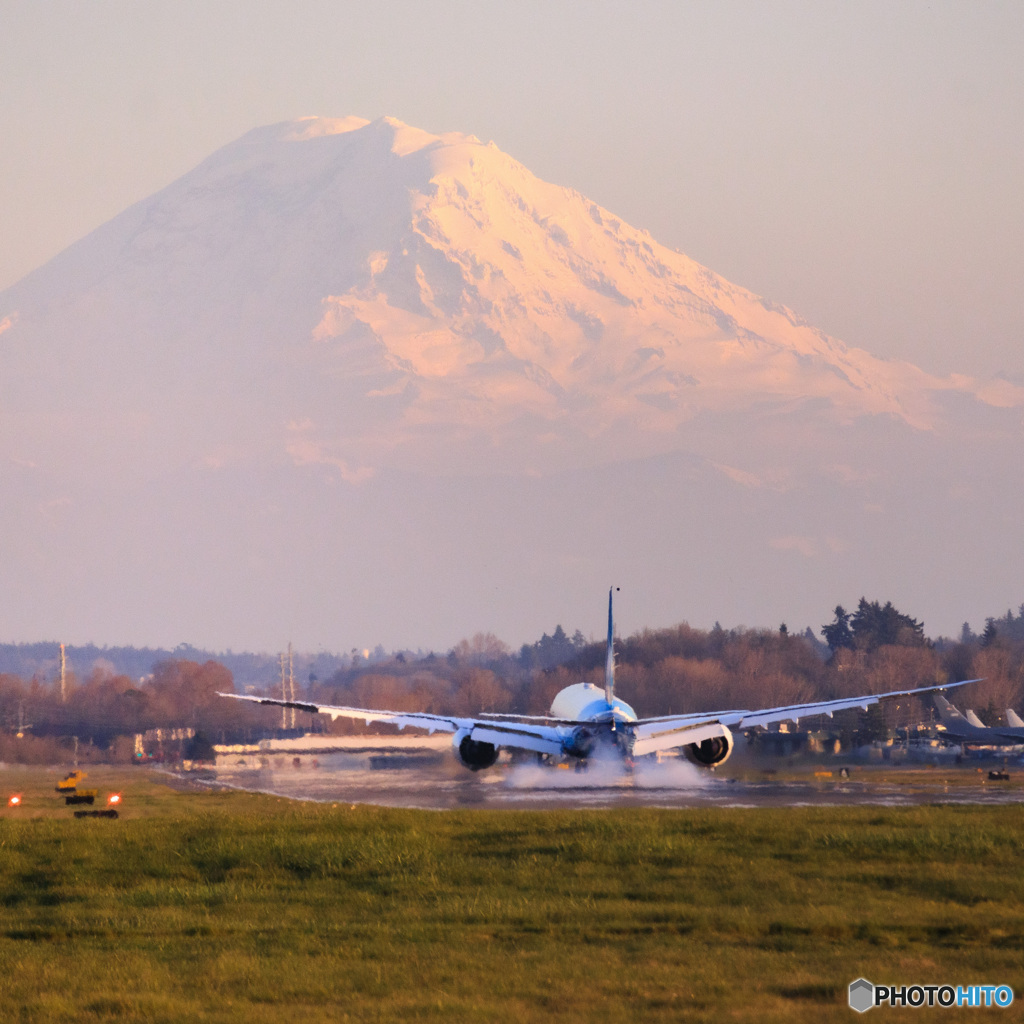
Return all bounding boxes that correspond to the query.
[933,694,1024,746]
[220,591,980,771]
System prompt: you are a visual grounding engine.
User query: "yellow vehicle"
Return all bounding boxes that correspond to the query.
[55,770,86,793]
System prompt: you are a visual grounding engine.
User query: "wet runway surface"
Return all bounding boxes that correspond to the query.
[203,747,1024,810]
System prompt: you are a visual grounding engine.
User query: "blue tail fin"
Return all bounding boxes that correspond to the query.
[605,587,616,704]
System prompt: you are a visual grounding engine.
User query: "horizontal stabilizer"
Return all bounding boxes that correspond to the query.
[633,720,728,757]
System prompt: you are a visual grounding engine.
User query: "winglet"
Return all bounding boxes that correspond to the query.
[605,587,616,704]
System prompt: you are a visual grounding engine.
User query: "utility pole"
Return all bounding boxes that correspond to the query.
[59,643,67,703]
[279,652,287,730]
[16,702,30,739]
[287,642,296,730]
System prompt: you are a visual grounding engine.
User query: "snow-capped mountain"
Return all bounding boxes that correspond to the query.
[0,116,1020,649]
[4,115,1019,478]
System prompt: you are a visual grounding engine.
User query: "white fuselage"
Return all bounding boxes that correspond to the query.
[549,682,637,759]
[549,682,637,723]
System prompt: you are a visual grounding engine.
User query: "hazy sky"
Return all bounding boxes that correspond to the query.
[2,1,1021,380]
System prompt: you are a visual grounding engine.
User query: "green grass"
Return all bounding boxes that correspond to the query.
[1,768,1023,1022]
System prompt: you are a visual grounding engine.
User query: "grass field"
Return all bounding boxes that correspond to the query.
[1,766,1022,1022]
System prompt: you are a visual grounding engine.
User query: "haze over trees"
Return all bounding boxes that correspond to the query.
[2,600,1023,763]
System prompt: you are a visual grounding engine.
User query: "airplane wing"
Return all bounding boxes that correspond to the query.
[216,692,564,755]
[221,676,982,761]
[632,677,984,756]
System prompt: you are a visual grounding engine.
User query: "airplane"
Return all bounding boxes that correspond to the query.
[220,590,981,772]
[932,694,1024,747]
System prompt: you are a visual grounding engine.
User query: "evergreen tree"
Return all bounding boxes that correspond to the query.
[981,618,998,648]
[821,605,853,652]
[519,624,582,670]
[849,598,925,650]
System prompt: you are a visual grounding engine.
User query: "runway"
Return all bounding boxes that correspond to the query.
[203,745,1024,810]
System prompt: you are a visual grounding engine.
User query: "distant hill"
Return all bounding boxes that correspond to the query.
[0,642,351,692]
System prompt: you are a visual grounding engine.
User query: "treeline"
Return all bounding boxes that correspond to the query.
[0,625,597,695]
[3,600,1024,762]
[0,660,237,764]
[301,599,1024,736]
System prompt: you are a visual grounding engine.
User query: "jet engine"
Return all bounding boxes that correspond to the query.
[682,726,733,767]
[453,728,499,771]
[562,725,595,760]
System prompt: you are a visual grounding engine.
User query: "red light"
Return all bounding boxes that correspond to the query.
[108,793,121,805]
[8,795,21,806]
